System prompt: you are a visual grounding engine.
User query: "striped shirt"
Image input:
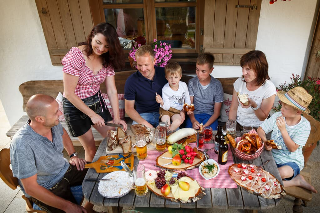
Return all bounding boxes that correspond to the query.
[260,112,310,170]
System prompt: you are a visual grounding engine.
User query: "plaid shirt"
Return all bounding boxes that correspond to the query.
[62,47,115,99]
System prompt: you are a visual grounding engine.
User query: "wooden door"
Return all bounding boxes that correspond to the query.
[305,7,320,79]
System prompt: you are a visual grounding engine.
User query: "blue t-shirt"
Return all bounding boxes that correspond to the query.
[188,76,224,115]
[10,121,69,197]
[124,66,167,113]
[260,112,311,170]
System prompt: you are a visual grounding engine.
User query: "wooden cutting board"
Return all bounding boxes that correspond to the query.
[85,154,134,173]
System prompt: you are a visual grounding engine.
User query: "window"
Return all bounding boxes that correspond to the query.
[89,0,202,53]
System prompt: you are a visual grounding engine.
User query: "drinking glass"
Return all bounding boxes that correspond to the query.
[226,120,236,138]
[134,164,148,197]
[135,135,147,160]
[203,126,213,142]
[198,132,204,149]
[155,129,166,151]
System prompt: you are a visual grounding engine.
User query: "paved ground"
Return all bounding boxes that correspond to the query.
[0,100,319,213]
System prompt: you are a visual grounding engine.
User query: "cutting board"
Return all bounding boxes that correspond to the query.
[85,154,134,173]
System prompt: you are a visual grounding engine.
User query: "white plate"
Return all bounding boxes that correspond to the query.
[98,171,134,198]
[199,159,220,180]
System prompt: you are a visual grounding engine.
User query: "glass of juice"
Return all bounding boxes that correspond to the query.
[156,130,166,151]
[203,126,213,142]
[198,132,204,149]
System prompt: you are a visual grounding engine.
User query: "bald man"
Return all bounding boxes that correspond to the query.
[10,94,93,213]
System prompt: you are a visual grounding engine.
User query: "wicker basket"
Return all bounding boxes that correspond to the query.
[231,141,264,161]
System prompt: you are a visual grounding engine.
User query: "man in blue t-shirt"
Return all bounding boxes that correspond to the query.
[124,45,167,128]
[10,94,94,213]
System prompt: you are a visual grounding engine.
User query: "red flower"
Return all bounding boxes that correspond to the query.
[316,80,320,85]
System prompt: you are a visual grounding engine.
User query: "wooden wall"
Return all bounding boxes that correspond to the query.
[35,0,93,65]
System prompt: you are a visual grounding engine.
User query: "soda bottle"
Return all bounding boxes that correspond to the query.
[218,140,228,165]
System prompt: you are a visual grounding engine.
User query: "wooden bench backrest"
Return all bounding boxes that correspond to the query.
[19,70,236,111]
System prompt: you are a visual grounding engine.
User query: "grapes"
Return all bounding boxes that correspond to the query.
[155,177,166,189]
[169,177,177,185]
[157,170,165,178]
[177,172,187,180]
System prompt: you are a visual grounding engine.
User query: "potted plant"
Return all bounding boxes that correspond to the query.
[129,39,172,68]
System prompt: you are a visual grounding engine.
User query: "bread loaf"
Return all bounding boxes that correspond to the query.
[120,136,132,154]
[107,130,118,151]
[237,92,249,106]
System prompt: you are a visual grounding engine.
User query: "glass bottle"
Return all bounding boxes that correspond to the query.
[218,140,228,165]
[214,125,222,154]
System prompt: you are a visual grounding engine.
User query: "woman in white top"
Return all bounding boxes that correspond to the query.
[229,50,276,128]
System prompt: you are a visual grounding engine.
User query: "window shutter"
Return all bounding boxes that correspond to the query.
[35,0,93,65]
[203,0,261,65]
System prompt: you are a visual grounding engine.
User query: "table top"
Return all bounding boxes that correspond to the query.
[82,138,283,210]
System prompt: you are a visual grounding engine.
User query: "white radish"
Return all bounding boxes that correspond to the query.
[167,128,197,144]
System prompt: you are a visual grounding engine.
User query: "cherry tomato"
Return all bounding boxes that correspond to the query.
[261,178,266,182]
[251,168,255,173]
[237,164,242,168]
[248,176,253,180]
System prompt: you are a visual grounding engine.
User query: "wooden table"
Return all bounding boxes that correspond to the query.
[83,138,283,213]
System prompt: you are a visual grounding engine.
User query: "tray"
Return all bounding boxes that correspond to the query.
[98,171,134,198]
[147,175,203,203]
[228,163,285,199]
[156,150,206,170]
[85,154,134,173]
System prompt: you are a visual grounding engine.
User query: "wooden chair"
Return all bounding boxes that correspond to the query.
[0,148,45,213]
[284,114,320,213]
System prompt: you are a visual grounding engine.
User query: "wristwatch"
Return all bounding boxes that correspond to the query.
[251,105,259,111]
[70,152,78,158]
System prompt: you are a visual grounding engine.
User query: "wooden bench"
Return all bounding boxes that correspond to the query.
[6,70,237,146]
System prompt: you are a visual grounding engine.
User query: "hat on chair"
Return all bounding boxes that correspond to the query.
[277,86,312,114]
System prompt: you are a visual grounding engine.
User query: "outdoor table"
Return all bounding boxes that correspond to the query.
[83,136,283,213]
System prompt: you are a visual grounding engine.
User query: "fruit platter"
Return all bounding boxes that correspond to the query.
[228,163,285,199]
[145,170,204,203]
[156,143,206,170]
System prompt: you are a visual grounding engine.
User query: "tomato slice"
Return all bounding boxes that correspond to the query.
[248,176,253,180]
[261,178,266,182]
[237,163,242,168]
[251,168,255,173]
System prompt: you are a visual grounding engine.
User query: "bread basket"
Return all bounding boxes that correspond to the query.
[230,130,264,161]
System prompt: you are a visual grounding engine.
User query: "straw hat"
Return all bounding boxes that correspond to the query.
[277,87,313,114]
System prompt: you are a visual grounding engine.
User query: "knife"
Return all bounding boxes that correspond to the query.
[105,122,122,128]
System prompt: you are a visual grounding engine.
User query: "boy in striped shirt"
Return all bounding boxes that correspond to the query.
[257,87,317,193]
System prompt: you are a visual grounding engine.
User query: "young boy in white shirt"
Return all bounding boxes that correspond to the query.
[156,62,192,131]
[257,87,317,193]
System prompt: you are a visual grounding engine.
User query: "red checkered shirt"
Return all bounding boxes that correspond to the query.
[62,47,115,99]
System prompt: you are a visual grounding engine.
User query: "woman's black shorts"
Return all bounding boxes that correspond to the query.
[63,92,112,137]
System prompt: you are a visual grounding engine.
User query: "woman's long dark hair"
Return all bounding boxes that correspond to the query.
[80,23,124,70]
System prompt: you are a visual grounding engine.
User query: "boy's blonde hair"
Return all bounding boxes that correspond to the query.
[165,62,182,77]
[135,45,154,59]
[197,53,215,69]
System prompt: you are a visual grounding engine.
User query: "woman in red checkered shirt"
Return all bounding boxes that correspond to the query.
[62,23,127,162]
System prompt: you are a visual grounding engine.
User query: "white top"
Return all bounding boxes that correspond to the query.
[260,112,311,170]
[160,81,191,111]
[234,78,276,127]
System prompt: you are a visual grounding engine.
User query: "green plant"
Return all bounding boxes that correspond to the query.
[273,74,320,121]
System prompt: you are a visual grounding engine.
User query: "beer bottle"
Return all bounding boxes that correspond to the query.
[218,140,228,165]
[214,125,222,154]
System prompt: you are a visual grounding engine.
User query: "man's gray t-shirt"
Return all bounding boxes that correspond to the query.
[10,122,69,197]
[188,76,224,115]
